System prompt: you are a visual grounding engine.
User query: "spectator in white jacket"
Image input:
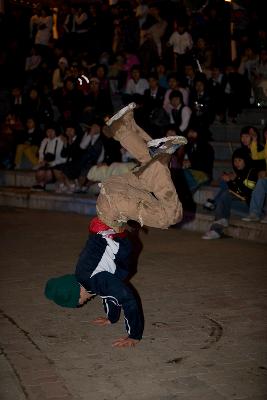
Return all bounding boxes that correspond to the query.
[123,65,149,104]
[168,23,193,72]
[32,124,66,190]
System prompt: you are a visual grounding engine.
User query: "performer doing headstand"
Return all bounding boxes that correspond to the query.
[45,103,187,348]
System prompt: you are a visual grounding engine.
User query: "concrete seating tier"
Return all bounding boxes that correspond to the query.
[1,185,266,244]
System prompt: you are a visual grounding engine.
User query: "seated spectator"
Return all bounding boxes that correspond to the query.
[32,123,66,191]
[204,126,266,211]
[240,126,266,173]
[184,64,198,91]
[167,90,192,134]
[54,77,85,124]
[238,46,258,81]
[182,125,214,193]
[249,125,267,174]
[24,87,54,127]
[190,78,213,138]
[86,160,137,195]
[84,77,113,117]
[163,73,189,111]
[202,148,258,240]
[10,87,26,120]
[24,46,42,88]
[241,125,267,222]
[76,119,105,190]
[52,57,69,91]
[224,63,251,123]
[208,66,226,123]
[242,178,267,223]
[123,65,149,104]
[14,117,43,169]
[155,62,169,89]
[25,46,42,74]
[94,64,111,93]
[0,113,19,169]
[143,72,166,112]
[252,48,267,106]
[194,37,213,74]
[122,49,140,82]
[53,122,83,193]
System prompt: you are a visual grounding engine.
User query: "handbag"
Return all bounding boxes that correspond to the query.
[43,140,58,162]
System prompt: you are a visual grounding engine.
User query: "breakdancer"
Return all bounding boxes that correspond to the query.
[45,103,187,348]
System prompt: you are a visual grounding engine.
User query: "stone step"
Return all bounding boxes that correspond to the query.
[0,169,36,187]
[211,141,239,160]
[0,187,96,215]
[0,165,232,191]
[212,160,232,180]
[210,123,262,142]
[0,187,266,243]
[237,108,267,125]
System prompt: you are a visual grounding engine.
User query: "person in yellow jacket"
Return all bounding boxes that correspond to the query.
[249,126,267,177]
[242,126,267,223]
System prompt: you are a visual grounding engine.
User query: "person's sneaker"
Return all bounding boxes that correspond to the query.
[31,184,45,191]
[105,102,136,127]
[202,230,221,240]
[213,218,228,228]
[242,214,260,222]
[147,136,187,157]
[203,198,216,211]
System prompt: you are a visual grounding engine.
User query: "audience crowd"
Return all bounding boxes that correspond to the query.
[0,0,266,228]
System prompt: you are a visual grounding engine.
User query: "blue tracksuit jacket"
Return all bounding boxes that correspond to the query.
[75,230,143,340]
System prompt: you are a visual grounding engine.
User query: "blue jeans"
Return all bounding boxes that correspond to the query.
[215,189,249,220]
[249,178,267,217]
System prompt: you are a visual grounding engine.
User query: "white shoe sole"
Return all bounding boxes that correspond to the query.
[106,103,136,126]
[147,136,188,148]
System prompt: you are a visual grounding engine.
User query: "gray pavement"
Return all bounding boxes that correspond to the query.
[0,207,267,400]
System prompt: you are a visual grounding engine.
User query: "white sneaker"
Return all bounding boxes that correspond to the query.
[147,136,188,156]
[242,214,260,222]
[213,218,229,227]
[147,136,188,148]
[105,103,136,126]
[202,230,221,240]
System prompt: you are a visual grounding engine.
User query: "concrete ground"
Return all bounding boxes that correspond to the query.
[0,207,267,400]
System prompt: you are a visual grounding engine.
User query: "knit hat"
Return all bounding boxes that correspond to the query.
[45,274,80,308]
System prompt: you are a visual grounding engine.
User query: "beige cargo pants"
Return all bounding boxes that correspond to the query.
[96,111,183,229]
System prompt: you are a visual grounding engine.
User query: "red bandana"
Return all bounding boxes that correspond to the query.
[88,217,127,239]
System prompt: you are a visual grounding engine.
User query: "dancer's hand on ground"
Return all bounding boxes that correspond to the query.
[92,317,111,326]
[112,336,139,348]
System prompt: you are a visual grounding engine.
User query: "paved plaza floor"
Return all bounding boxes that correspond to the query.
[0,207,267,400]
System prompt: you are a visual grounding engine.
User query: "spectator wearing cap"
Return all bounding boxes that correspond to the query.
[52,57,69,91]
